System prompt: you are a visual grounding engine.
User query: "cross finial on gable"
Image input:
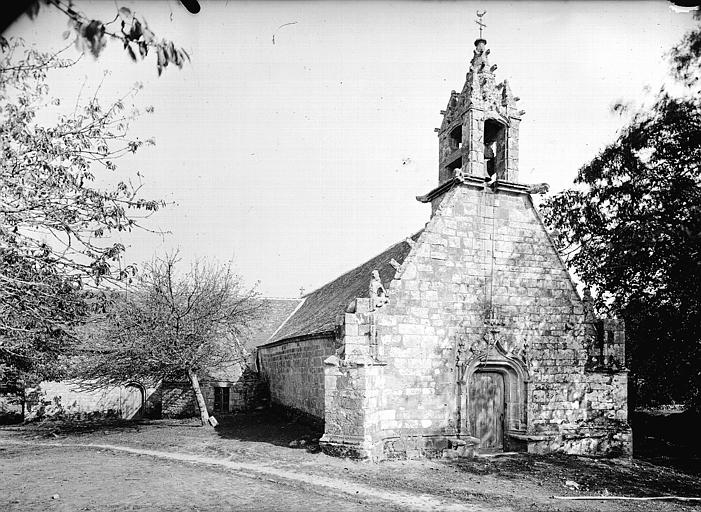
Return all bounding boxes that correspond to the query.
[475,10,487,39]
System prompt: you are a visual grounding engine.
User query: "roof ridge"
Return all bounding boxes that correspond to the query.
[266,228,424,344]
[299,229,424,299]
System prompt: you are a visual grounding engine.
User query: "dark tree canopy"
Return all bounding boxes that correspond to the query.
[541,15,701,408]
[669,11,701,88]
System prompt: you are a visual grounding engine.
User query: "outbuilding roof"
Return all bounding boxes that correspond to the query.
[243,298,304,349]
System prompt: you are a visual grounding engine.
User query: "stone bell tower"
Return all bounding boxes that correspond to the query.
[435,26,524,185]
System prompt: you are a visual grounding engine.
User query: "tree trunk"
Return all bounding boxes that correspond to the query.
[187,369,214,427]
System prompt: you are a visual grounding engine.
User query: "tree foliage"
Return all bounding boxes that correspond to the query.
[669,12,701,89]
[541,15,701,408]
[72,254,260,426]
[0,39,162,384]
[26,0,190,75]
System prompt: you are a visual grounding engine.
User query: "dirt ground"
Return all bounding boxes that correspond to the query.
[0,443,399,512]
[1,410,700,512]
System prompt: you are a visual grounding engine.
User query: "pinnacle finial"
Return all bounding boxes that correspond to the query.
[475,10,487,40]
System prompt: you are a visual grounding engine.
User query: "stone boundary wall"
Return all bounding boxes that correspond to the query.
[257,336,338,420]
[24,381,160,420]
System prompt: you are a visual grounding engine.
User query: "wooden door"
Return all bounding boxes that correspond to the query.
[122,384,144,419]
[469,372,505,451]
[214,386,230,413]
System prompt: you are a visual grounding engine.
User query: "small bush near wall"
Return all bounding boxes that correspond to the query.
[0,393,23,424]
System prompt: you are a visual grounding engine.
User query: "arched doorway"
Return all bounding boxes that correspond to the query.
[463,355,529,452]
[122,383,145,419]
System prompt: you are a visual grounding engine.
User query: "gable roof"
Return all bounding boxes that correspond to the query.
[243,298,304,349]
[267,231,422,344]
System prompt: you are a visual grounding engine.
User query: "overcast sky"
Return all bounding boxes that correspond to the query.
[5,1,697,297]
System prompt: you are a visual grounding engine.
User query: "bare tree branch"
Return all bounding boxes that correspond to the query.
[72,253,261,426]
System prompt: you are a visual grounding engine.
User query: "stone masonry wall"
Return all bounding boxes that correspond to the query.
[526,371,629,455]
[161,382,199,418]
[325,182,630,458]
[257,336,338,420]
[322,361,383,457]
[161,368,266,418]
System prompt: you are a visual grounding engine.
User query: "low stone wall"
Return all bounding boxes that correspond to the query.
[523,427,632,456]
[257,335,338,420]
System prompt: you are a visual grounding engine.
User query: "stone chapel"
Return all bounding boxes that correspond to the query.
[256,34,631,459]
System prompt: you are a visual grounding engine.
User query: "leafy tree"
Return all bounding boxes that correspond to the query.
[1,0,192,393]
[23,0,191,75]
[0,39,162,385]
[669,11,701,89]
[72,254,260,427]
[541,15,701,409]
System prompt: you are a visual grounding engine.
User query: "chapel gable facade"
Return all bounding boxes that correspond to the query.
[256,34,631,460]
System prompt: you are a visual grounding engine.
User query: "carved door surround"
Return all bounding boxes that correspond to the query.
[457,328,529,447]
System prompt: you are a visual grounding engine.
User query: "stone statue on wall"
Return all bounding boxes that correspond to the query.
[470,39,490,74]
[369,270,389,309]
[484,143,496,179]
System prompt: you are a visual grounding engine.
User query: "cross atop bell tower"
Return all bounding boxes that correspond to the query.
[434,14,524,186]
[475,10,487,39]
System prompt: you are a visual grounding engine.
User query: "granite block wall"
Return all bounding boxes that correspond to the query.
[257,336,338,420]
[322,181,630,458]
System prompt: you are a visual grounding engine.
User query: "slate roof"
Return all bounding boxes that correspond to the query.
[243,298,303,349]
[268,231,422,344]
